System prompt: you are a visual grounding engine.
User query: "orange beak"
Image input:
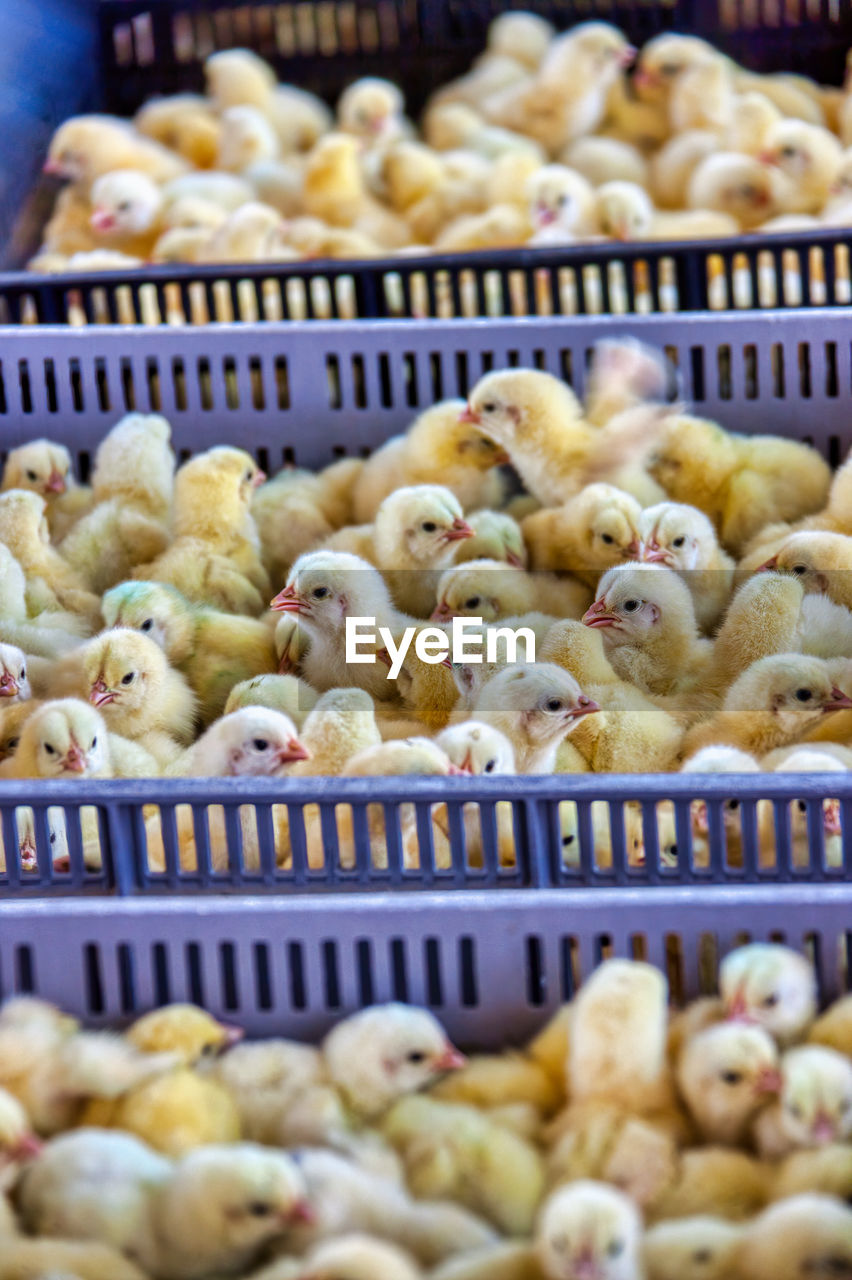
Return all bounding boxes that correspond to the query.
[433,1044,467,1071]
[252,469,266,488]
[277,738,310,764]
[7,1133,42,1162]
[813,1113,837,1144]
[288,1199,315,1225]
[270,584,304,613]
[754,1065,783,1096]
[824,798,842,835]
[758,150,778,166]
[0,671,19,698]
[62,742,87,774]
[569,695,601,720]
[431,601,455,623]
[220,1023,245,1049]
[45,469,66,494]
[506,551,525,569]
[458,404,480,425]
[624,538,641,558]
[756,555,779,572]
[582,598,617,628]
[824,687,852,713]
[726,990,755,1023]
[442,518,474,543]
[89,678,115,708]
[18,837,36,871]
[91,208,117,233]
[42,157,64,176]
[640,537,669,563]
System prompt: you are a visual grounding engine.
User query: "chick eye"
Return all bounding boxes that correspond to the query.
[608,1240,624,1258]
[406,1050,427,1064]
[660,62,679,76]
[557,194,569,207]
[91,737,97,749]
[6,738,18,752]
[600,533,615,545]
[672,536,686,547]
[797,800,808,813]
[762,992,779,1007]
[421,521,438,533]
[25,470,37,482]
[781,145,797,158]
[463,597,481,609]
[693,1249,713,1264]
[788,1102,803,1118]
[623,599,641,612]
[482,402,497,413]
[252,739,269,751]
[484,758,496,773]
[121,672,135,685]
[19,667,24,680]
[312,587,329,599]
[721,1069,743,1085]
[141,618,154,631]
[563,833,575,845]
[545,698,564,712]
[792,564,807,575]
[795,688,813,702]
[247,1202,271,1217]
[244,469,254,482]
[726,799,740,811]
[117,200,132,212]
[44,743,56,755]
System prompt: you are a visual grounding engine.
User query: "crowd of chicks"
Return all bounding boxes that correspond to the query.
[0,336,850,872]
[29,15,852,273]
[0,945,851,1278]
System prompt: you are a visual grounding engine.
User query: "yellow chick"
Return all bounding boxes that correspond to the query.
[638,501,735,633]
[772,1144,852,1203]
[1,439,91,543]
[45,114,188,186]
[676,1022,781,1144]
[472,663,601,774]
[252,457,364,587]
[642,1217,745,1280]
[431,559,589,625]
[536,1180,644,1280]
[9,698,110,780]
[646,411,831,556]
[217,104,279,172]
[564,136,648,189]
[677,745,761,869]
[753,1045,852,1158]
[454,510,528,569]
[338,77,408,146]
[303,132,409,248]
[135,92,221,167]
[522,483,642,585]
[432,718,516,867]
[649,130,719,211]
[224,672,319,726]
[252,1235,423,1280]
[352,400,507,524]
[757,530,852,614]
[434,203,530,252]
[582,563,713,698]
[0,1239,150,1280]
[200,201,293,263]
[295,688,380,776]
[88,169,165,258]
[761,118,843,214]
[102,579,276,725]
[681,653,852,758]
[0,491,100,628]
[526,164,597,245]
[59,411,175,595]
[720,941,818,1046]
[634,33,722,112]
[736,1193,852,1280]
[758,748,846,871]
[686,151,779,229]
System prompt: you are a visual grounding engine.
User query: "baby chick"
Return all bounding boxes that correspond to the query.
[339,78,408,146]
[295,688,380,776]
[0,1239,149,1280]
[432,559,589,625]
[526,164,597,244]
[638,502,735,633]
[89,168,165,258]
[135,92,221,167]
[678,744,760,869]
[536,1180,644,1280]
[642,1217,744,1280]
[753,1045,852,1158]
[1,439,90,542]
[352,401,507,524]
[9,698,109,781]
[174,707,308,778]
[0,543,88,660]
[102,579,276,725]
[687,151,779,228]
[59,411,175,595]
[251,1234,422,1280]
[45,115,187,186]
[721,942,818,1046]
[456,510,528,569]
[758,748,846,871]
[676,1022,781,1145]
[0,491,100,628]
[522,483,642,586]
[736,1193,852,1280]
[583,563,712,698]
[473,663,600,773]
[224,672,319,726]
[761,118,843,214]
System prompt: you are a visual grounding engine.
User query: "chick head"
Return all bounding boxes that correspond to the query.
[436,720,515,775]
[129,1003,243,1063]
[583,562,696,646]
[338,78,404,141]
[411,401,510,473]
[0,700,34,763]
[3,439,72,501]
[90,169,163,236]
[272,550,393,634]
[547,22,635,83]
[204,49,277,111]
[299,1234,421,1280]
[737,1193,852,1280]
[217,105,280,171]
[343,737,461,778]
[571,484,643,574]
[224,674,319,725]
[772,748,846,846]
[777,1046,852,1148]
[175,445,265,533]
[646,413,739,496]
[169,1142,311,1249]
[463,369,584,450]
[676,1022,781,1138]
[536,1179,643,1280]
[680,745,760,838]
[758,531,852,595]
[432,558,526,623]
[596,180,654,241]
[457,511,526,568]
[642,1216,744,1280]
[687,152,776,229]
[17,699,107,779]
[374,485,474,569]
[92,411,174,508]
[0,644,29,703]
[196,708,310,776]
[526,164,595,236]
[724,654,852,739]
[638,501,719,571]
[101,579,193,660]
[83,628,170,722]
[487,11,555,67]
[322,1002,465,1117]
[634,34,721,103]
[0,489,50,560]
[760,119,843,185]
[720,942,817,1045]
[476,663,600,746]
[44,115,134,184]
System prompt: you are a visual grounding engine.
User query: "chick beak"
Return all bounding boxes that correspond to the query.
[824,798,842,835]
[440,656,454,670]
[90,208,117,233]
[506,551,525,569]
[572,1248,601,1280]
[0,671,19,698]
[443,518,475,543]
[535,204,557,227]
[813,1113,837,1144]
[582,599,617,628]
[459,750,475,775]
[220,1023,245,1049]
[824,686,852,714]
[277,652,295,675]
[758,150,778,167]
[458,404,481,425]
[377,648,393,669]
[754,1066,783,1096]
[8,1132,42,1162]
[62,742,87,774]
[447,762,467,776]
[44,469,67,495]
[287,1199,316,1226]
[492,446,511,465]
[633,66,657,90]
[624,538,641,558]
[756,555,779,572]
[640,538,670,564]
[434,1044,467,1071]
[89,678,115,708]
[18,837,36,871]
[270,584,304,613]
[252,469,266,488]
[278,737,310,764]
[726,991,755,1024]
[620,44,637,67]
[569,695,601,721]
[431,602,455,623]
[42,157,64,176]
[692,800,709,834]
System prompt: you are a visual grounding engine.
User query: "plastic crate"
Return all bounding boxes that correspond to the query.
[2,0,852,321]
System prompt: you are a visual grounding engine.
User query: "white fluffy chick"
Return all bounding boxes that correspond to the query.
[536,1180,644,1280]
[642,1217,744,1280]
[679,744,760,869]
[90,170,163,247]
[367,485,475,617]
[339,78,406,145]
[737,1193,852,1280]
[720,942,817,1046]
[0,644,30,704]
[323,1003,465,1121]
[637,501,735,633]
[526,165,596,245]
[473,664,600,774]
[175,708,309,777]
[10,699,109,780]
[676,1022,781,1145]
[435,720,515,776]
[754,1045,852,1157]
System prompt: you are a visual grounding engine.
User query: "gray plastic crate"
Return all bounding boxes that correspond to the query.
[1,307,851,1033]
